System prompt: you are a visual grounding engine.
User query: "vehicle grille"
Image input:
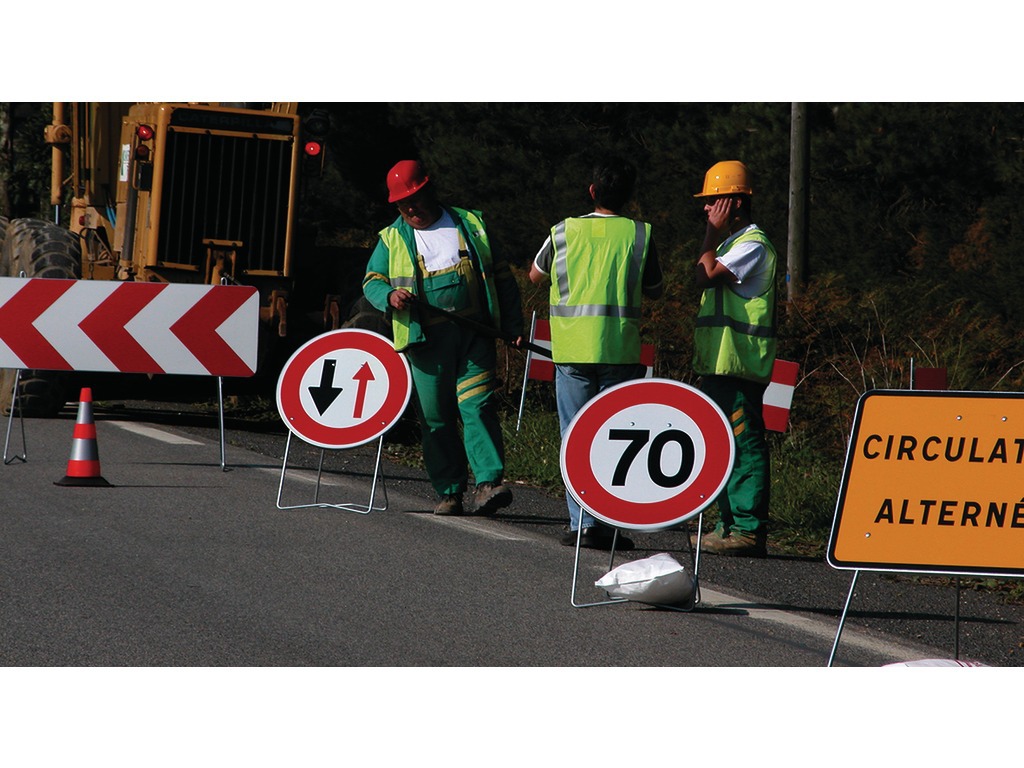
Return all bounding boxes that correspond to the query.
[157,125,293,275]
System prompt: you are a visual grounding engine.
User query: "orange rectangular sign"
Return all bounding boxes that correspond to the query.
[828,390,1024,577]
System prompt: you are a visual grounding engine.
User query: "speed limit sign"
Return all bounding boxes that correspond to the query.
[560,378,735,531]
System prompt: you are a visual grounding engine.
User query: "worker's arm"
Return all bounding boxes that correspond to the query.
[530,235,552,285]
[642,238,664,299]
[529,262,548,284]
[695,198,739,289]
[362,238,405,311]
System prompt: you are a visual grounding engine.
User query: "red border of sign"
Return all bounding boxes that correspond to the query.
[276,329,412,449]
[560,378,734,531]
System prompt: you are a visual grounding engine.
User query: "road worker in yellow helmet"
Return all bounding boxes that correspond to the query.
[690,160,777,558]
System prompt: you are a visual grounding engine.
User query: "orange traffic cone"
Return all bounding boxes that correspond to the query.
[55,387,111,487]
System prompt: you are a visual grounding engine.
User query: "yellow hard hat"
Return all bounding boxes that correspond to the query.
[694,160,753,197]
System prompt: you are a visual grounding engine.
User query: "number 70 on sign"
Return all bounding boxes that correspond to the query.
[560,379,735,531]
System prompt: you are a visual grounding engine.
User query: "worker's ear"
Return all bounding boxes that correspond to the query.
[588,183,597,201]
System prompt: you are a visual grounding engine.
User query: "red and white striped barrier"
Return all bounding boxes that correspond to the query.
[0,278,259,377]
[763,359,799,432]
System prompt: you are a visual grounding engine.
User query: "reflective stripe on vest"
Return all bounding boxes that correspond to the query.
[694,227,777,382]
[380,207,500,352]
[548,216,650,363]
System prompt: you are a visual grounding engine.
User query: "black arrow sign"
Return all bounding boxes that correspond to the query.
[308,359,344,416]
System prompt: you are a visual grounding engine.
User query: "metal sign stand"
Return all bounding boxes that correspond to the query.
[2,370,230,469]
[516,311,545,432]
[828,570,972,667]
[216,376,229,472]
[570,513,703,612]
[3,369,27,465]
[275,430,389,515]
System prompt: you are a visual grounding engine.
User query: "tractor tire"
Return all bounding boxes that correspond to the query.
[0,216,8,275]
[0,218,82,417]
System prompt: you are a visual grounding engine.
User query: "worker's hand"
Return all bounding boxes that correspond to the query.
[507,335,524,349]
[705,197,734,237]
[389,288,415,310]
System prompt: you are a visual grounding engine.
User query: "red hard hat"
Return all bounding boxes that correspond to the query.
[387,160,430,203]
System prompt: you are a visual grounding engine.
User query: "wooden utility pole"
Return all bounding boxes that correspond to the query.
[787,102,809,300]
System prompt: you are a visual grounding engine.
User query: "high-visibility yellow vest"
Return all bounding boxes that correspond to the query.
[693,227,777,382]
[547,216,651,364]
[379,207,502,352]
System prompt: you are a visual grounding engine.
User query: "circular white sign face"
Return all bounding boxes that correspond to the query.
[276,329,412,449]
[560,378,734,531]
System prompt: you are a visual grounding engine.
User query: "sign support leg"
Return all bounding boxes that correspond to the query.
[569,526,627,608]
[276,431,389,514]
[516,311,537,432]
[3,369,27,465]
[828,570,861,667]
[217,376,228,472]
[954,577,962,660]
[570,515,702,612]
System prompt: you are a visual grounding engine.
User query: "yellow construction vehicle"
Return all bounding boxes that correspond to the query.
[1,102,331,415]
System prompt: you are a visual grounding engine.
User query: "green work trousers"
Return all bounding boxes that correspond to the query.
[700,375,771,538]
[405,321,505,497]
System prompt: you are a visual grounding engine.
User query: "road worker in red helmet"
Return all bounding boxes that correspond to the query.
[363,160,524,516]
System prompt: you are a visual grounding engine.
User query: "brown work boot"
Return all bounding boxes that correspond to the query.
[473,481,513,516]
[434,493,464,516]
[691,529,767,558]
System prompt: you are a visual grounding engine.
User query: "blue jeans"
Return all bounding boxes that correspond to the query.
[556,362,647,530]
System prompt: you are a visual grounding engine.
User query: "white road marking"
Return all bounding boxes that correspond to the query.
[424,515,531,541]
[250,465,941,661]
[697,587,934,663]
[107,421,204,445]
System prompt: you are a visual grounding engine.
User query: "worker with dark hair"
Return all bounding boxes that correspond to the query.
[529,155,663,550]
[363,160,524,516]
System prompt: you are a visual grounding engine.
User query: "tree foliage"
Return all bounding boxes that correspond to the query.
[5,102,1024,500]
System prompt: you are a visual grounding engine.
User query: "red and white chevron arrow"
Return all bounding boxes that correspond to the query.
[0,278,259,377]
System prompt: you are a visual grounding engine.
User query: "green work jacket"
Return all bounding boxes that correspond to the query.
[362,206,521,352]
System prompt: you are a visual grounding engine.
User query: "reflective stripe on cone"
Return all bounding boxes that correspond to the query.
[55,387,111,487]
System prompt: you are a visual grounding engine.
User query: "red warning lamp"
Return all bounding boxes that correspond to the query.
[304,140,322,157]
[136,124,155,141]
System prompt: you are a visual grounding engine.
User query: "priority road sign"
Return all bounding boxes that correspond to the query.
[276,329,412,450]
[560,378,734,531]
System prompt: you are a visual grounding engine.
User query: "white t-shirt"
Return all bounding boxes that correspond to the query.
[414,209,461,272]
[716,224,772,299]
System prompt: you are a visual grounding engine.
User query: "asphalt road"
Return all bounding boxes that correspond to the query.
[2,394,1020,669]
[3,392,1018,766]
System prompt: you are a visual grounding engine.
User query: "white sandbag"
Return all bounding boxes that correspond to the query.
[595,553,695,605]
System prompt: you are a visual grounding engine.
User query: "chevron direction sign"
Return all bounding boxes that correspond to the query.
[0,277,259,377]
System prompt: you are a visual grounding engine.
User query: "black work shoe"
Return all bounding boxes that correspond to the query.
[434,494,464,516]
[560,525,634,551]
[473,482,513,516]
